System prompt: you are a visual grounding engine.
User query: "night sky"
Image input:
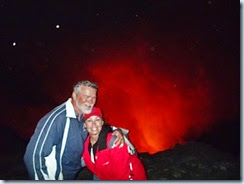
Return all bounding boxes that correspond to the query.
[0,1,240,154]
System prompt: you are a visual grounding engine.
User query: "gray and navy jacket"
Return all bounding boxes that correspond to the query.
[24,98,88,180]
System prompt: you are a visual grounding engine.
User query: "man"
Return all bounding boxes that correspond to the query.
[24,80,124,180]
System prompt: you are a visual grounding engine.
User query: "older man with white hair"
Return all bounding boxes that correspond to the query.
[24,80,124,180]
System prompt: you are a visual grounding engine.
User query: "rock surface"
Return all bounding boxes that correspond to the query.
[140,142,240,180]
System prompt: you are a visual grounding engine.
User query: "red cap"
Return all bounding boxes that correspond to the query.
[83,107,103,120]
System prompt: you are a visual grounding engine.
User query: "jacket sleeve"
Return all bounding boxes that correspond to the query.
[109,145,147,180]
[24,108,65,180]
[109,144,131,179]
[111,126,136,154]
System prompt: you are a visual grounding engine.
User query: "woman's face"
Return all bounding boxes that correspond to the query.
[84,116,104,136]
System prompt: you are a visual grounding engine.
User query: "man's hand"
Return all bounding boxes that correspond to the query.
[112,129,125,147]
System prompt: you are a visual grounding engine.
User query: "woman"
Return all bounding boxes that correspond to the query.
[82,107,147,180]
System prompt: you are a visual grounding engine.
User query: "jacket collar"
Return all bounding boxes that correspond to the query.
[66,98,77,118]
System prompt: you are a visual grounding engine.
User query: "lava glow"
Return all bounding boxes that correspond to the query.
[3,47,237,154]
[88,58,215,154]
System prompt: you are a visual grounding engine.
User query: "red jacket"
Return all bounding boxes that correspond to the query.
[82,133,147,180]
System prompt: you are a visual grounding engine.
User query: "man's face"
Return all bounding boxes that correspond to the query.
[75,86,97,114]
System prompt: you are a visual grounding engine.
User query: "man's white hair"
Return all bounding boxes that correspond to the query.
[73,80,98,95]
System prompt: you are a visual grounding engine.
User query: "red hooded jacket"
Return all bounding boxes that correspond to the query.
[82,132,147,180]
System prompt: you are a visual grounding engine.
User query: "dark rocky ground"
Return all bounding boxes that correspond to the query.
[0,122,241,180]
[141,141,240,180]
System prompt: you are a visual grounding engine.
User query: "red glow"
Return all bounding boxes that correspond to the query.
[3,43,238,155]
[88,58,215,154]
